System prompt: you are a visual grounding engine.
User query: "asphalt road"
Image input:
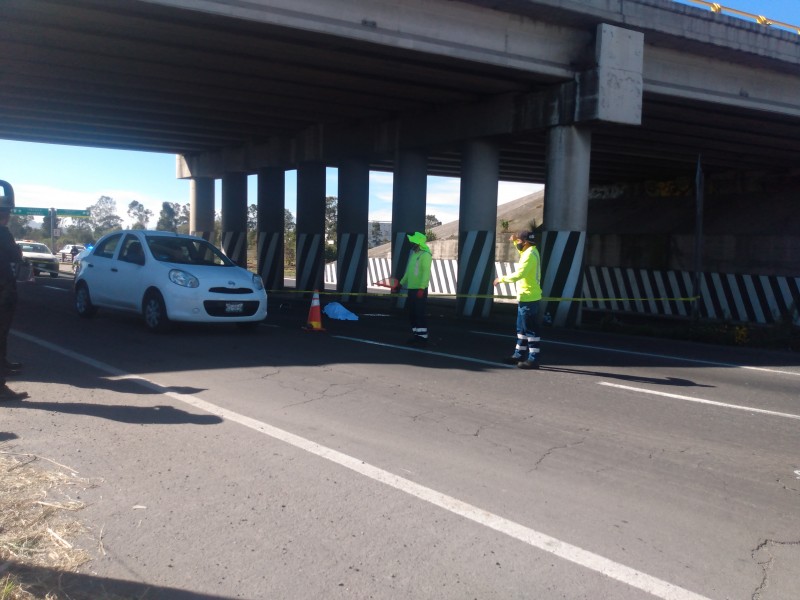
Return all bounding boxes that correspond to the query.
[3,271,800,600]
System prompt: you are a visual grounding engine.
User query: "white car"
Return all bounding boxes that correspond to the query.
[17,240,59,278]
[74,230,267,332]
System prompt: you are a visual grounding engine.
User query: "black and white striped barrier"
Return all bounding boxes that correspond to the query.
[584,266,800,326]
[322,258,799,327]
[257,231,284,292]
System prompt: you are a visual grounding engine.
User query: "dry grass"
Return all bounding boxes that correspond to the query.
[0,445,98,600]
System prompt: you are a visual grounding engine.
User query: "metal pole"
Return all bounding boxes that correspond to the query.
[692,155,704,321]
[50,208,56,256]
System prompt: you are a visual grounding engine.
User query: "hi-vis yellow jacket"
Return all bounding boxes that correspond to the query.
[498,245,542,302]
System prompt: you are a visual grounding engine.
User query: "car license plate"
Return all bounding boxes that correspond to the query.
[225,302,244,313]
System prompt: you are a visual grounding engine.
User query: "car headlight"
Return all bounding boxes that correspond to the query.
[169,269,199,288]
[252,273,265,291]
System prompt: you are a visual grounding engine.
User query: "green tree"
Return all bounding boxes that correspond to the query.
[9,214,33,239]
[177,203,190,234]
[324,196,337,262]
[90,196,123,237]
[284,209,296,270]
[425,214,441,241]
[425,214,442,230]
[369,221,384,248]
[41,212,60,239]
[127,200,153,230]
[156,202,178,232]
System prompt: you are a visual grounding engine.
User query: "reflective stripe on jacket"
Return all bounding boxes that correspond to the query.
[498,245,541,302]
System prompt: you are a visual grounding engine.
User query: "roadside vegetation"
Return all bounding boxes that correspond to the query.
[0,447,115,600]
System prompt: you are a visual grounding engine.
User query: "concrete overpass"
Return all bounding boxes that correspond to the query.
[1,0,799,325]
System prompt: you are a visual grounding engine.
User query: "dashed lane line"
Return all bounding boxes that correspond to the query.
[15,330,712,600]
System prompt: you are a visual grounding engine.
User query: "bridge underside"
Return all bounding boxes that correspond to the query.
[2,0,799,185]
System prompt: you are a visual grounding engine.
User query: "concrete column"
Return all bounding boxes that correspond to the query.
[189,177,214,241]
[458,139,499,318]
[391,150,427,296]
[541,125,591,327]
[256,167,285,292]
[337,158,369,301]
[221,172,248,267]
[296,162,327,294]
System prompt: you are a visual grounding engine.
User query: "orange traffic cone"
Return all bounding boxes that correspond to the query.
[304,290,325,331]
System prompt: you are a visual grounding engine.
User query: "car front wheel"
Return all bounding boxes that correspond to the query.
[75,283,97,318]
[143,290,171,333]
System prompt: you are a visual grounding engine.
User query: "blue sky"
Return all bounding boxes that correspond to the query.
[0,139,539,228]
[1,0,796,228]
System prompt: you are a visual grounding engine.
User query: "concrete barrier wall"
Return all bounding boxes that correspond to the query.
[583,266,800,326]
[325,258,800,326]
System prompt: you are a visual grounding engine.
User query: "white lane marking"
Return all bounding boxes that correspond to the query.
[599,382,800,421]
[332,335,514,369]
[471,331,800,376]
[15,331,710,600]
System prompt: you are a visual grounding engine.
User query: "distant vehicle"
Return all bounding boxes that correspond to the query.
[58,244,86,256]
[17,240,59,278]
[73,230,268,332]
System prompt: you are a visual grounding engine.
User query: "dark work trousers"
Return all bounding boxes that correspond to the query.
[406,288,429,340]
[514,300,541,359]
[0,283,17,385]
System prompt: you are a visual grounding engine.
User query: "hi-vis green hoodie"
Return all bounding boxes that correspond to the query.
[400,247,432,289]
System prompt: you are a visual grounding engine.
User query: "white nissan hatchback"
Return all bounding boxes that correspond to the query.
[74,230,267,332]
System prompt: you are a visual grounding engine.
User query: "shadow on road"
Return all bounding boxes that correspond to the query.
[539,366,716,388]
[3,559,240,600]
[4,401,223,425]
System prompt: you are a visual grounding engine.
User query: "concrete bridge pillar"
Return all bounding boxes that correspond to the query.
[256,167,285,292]
[337,158,369,301]
[189,177,215,241]
[221,172,248,267]
[296,161,327,294]
[541,125,591,327]
[457,139,499,318]
[391,150,428,306]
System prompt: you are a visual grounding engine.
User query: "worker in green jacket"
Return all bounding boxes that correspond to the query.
[398,231,432,346]
[493,230,542,369]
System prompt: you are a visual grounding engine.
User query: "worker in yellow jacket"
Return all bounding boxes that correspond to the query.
[398,231,432,346]
[493,230,542,369]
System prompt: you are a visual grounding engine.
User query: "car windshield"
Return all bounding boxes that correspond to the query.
[19,243,52,254]
[145,236,233,266]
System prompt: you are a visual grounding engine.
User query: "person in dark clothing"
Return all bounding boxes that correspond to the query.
[0,180,27,401]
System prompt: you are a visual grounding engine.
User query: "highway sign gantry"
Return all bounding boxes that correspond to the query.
[12,207,91,218]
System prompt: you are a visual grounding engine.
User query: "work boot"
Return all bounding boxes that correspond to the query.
[503,353,524,365]
[0,385,28,401]
[517,357,539,370]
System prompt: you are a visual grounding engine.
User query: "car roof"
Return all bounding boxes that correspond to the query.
[103,230,202,240]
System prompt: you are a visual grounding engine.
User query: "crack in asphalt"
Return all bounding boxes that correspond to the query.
[531,439,585,471]
[751,539,800,600]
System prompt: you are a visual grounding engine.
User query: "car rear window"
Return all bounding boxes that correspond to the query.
[19,243,51,253]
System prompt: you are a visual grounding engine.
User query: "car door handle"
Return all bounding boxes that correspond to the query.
[111,268,118,272]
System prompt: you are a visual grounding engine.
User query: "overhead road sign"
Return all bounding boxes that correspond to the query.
[57,209,91,218]
[12,207,50,216]
[11,207,91,218]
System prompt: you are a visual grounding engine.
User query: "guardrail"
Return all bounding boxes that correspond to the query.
[681,0,800,34]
